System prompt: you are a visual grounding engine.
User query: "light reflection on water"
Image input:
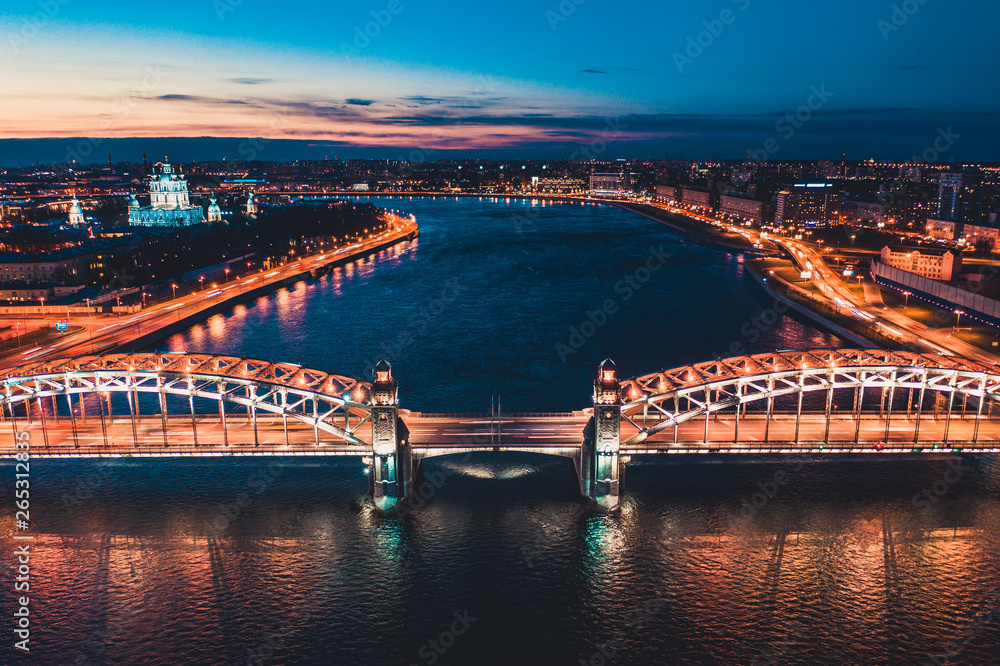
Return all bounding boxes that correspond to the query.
[2,199,999,664]
[4,454,1000,664]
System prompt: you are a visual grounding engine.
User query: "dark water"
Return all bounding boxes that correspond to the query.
[3,198,1000,665]
[159,196,841,412]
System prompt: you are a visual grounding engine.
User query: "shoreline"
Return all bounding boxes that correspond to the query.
[261,191,761,254]
[120,231,418,353]
[19,194,872,363]
[0,220,419,367]
[744,263,879,348]
[608,201,762,253]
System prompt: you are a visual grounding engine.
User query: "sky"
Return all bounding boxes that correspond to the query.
[1,0,999,164]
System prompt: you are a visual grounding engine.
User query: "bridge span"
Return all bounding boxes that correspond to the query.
[2,349,1000,511]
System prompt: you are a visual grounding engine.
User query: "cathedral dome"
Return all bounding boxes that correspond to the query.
[68,196,85,225]
[207,194,223,222]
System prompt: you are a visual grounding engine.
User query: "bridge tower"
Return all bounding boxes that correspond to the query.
[582,359,622,511]
[370,360,412,512]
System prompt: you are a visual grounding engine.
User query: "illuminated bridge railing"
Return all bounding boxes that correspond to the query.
[3,349,1000,512]
[618,349,1000,448]
[0,353,374,447]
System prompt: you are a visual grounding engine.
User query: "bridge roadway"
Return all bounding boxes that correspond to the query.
[5,411,1000,458]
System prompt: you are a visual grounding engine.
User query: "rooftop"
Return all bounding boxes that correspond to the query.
[884,244,957,257]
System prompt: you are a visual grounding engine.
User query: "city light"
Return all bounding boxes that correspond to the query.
[0,13,997,659]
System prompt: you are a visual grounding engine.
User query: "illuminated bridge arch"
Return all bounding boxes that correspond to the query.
[618,349,1000,449]
[0,353,374,446]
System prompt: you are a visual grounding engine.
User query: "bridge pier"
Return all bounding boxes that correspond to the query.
[581,359,622,511]
[369,361,412,512]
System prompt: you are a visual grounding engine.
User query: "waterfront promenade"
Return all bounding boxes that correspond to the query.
[0,213,417,370]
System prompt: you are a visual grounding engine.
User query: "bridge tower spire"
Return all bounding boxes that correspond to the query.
[370,360,411,512]
[582,358,622,510]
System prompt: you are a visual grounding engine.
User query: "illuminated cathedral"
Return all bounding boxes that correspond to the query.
[128,160,205,227]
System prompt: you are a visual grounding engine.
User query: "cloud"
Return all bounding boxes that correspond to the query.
[749,106,913,118]
[345,98,375,106]
[581,68,608,74]
[159,94,250,105]
[228,77,275,85]
[402,95,444,102]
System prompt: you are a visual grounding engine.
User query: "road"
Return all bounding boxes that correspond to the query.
[4,411,999,458]
[0,214,418,370]
[776,237,1000,363]
[638,201,1000,363]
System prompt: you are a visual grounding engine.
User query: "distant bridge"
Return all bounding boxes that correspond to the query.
[2,349,1000,511]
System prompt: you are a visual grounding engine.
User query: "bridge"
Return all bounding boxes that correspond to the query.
[3,349,1000,511]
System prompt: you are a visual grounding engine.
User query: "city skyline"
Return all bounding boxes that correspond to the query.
[2,0,1000,165]
[7,4,1000,664]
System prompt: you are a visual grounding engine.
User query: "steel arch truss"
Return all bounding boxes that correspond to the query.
[0,353,374,446]
[619,349,1000,446]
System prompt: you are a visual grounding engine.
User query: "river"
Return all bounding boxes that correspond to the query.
[3,197,999,665]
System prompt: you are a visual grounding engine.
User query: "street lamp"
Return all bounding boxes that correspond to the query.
[15,321,21,346]
[199,276,205,290]
[225,267,230,282]
[171,283,177,300]
[955,309,965,330]
[902,291,910,313]
[851,234,857,247]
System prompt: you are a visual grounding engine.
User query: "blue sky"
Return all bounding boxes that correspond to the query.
[2,0,999,163]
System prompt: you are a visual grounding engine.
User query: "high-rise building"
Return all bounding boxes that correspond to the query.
[681,188,711,210]
[654,185,681,205]
[719,195,764,223]
[893,192,932,230]
[937,173,963,220]
[958,172,986,224]
[774,183,841,226]
[589,170,628,196]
